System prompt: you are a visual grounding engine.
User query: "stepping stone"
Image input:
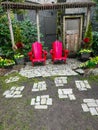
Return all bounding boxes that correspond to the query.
[89,107,98,116]
[14,91,21,95]
[82,99,98,116]
[68,94,76,100]
[35,105,48,109]
[5,94,14,98]
[75,80,91,91]
[3,86,24,98]
[75,69,85,75]
[83,99,95,103]
[81,103,89,112]
[5,76,19,83]
[96,100,98,105]
[31,98,35,105]
[13,95,22,98]
[41,95,49,99]
[58,89,63,95]
[59,94,68,99]
[32,81,47,92]
[10,86,16,90]
[3,90,11,96]
[58,88,76,100]
[41,98,46,105]
[36,96,40,102]
[63,89,73,94]
[87,102,98,107]
[47,98,52,105]
[31,95,52,109]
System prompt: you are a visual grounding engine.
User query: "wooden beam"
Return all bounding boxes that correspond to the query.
[36,10,40,42]
[1,2,96,10]
[86,7,91,32]
[7,9,15,48]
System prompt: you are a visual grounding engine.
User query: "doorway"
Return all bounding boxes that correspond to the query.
[63,14,84,55]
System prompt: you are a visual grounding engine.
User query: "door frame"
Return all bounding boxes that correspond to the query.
[63,14,84,51]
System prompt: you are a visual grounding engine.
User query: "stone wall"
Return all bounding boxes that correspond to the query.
[91,5,98,31]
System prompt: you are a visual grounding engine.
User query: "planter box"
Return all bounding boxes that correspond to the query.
[80,53,91,61]
[15,57,24,65]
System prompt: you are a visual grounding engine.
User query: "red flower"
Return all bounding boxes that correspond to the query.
[83,38,90,43]
[16,42,24,49]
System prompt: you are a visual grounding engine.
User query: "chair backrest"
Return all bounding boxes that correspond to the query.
[52,40,63,58]
[32,41,42,59]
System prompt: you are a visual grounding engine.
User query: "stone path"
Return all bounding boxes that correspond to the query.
[75,80,91,91]
[58,89,76,100]
[5,76,19,83]
[19,64,78,78]
[2,59,98,116]
[81,99,98,116]
[3,86,24,98]
[54,77,67,87]
[31,95,52,109]
[32,81,47,92]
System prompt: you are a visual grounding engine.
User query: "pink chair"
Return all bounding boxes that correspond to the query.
[50,40,69,63]
[28,41,47,66]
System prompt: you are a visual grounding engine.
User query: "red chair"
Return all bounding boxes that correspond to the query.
[50,40,69,63]
[28,41,47,66]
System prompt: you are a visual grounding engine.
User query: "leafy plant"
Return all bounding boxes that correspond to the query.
[0,56,15,67]
[14,26,22,43]
[79,49,92,54]
[92,31,98,56]
[12,19,38,44]
[79,56,98,68]
[14,53,24,59]
[0,15,38,58]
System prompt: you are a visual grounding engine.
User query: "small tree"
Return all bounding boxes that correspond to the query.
[84,22,93,49]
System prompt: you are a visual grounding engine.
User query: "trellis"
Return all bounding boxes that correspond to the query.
[1,1,96,48]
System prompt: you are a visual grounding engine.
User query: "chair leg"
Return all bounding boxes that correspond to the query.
[43,61,45,65]
[64,60,66,64]
[32,62,34,66]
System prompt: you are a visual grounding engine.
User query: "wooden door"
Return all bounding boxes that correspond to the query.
[63,15,83,55]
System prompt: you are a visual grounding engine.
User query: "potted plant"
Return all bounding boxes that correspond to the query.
[14,53,24,65]
[79,48,93,60]
[79,23,93,61]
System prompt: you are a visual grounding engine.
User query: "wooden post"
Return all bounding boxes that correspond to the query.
[36,10,40,42]
[86,7,91,32]
[7,9,15,48]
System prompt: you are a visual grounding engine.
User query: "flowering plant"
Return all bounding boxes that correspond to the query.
[79,37,92,54]
[83,37,90,43]
[81,37,91,49]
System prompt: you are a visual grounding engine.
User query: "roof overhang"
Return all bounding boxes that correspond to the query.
[1,1,96,10]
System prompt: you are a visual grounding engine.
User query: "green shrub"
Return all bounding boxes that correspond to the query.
[92,31,98,55]
[79,56,98,68]
[0,15,38,58]
[84,22,93,49]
